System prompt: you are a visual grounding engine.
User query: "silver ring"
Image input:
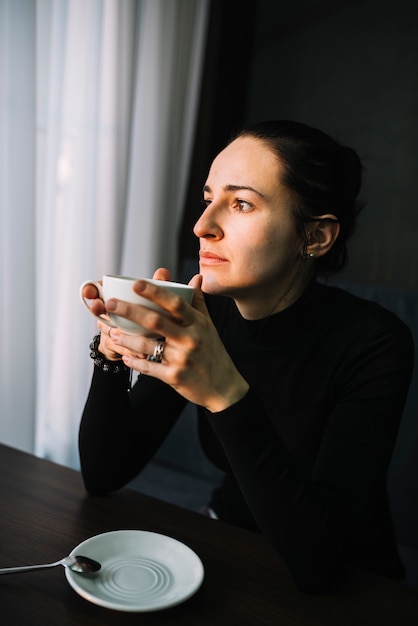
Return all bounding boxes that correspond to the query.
[147,341,165,363]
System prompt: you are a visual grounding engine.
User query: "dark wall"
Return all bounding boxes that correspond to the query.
[179,0,257,271]
[244,0,418,291]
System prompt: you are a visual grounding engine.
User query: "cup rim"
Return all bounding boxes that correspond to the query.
[103,275,194,290]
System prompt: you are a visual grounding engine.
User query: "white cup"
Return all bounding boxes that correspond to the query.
[80,274,194,335]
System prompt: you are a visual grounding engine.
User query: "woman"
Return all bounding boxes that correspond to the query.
[80,120,414,592]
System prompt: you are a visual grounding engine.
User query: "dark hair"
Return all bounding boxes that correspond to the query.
[235,120,363,274]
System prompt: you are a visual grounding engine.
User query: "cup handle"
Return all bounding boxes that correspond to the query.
[79,280,118,328]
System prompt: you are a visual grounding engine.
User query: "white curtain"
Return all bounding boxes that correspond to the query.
[0,0,209,468]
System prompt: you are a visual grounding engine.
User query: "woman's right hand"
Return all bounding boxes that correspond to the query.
[96,322,127,362]
[82,282,126,362]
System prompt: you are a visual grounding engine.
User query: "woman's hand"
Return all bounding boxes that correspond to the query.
[81,281,130,362]
[106,269,249,412]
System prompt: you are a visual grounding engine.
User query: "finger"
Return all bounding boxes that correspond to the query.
[188,274,209,315]
[105,281,196,338]
[144,337,167,364]
[97,320,114,336]
[99,324,149,361]
[83,284,101,299]
[110,331,150,361]
[188,273,202,289]
[132,280,187,318]
[90,298,107,316]
[152,267,171,281]
[122,352,167,376]
[95,322,125,360]
[106,299,169,337]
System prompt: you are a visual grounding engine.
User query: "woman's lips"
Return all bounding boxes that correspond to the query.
[199,251,227,265]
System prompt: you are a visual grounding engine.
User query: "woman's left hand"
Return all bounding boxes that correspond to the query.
[106,268,249,412]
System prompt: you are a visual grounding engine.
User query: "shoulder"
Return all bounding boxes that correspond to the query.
[313,281,414,352]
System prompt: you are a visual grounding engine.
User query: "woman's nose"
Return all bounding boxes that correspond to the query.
[193,203,223,239]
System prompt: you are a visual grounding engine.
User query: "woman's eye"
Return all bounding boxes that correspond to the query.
[200,198,253,212]
[234,199,253,213]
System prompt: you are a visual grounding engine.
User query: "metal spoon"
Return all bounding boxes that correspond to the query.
[0,554,101,576]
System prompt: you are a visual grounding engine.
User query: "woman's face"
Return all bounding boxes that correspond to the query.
[193,136,305,318]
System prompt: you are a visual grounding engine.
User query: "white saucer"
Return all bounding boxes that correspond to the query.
[65,530,204,612]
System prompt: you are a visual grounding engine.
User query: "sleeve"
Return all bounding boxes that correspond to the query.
[79,366,187,495]
[206,320,414,592]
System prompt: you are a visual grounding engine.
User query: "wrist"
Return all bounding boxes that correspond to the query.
[205,380,249,413]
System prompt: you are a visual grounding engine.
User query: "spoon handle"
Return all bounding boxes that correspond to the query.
[0,561,60,574]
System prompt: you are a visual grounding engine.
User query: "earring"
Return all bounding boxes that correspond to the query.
[303,252,315,259]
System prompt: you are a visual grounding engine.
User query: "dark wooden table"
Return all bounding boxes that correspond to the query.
[0,443,417,625]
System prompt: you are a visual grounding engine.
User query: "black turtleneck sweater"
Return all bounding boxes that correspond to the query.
[79,282,414,592]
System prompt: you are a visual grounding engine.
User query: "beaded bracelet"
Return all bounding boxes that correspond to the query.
[89,334,129,374]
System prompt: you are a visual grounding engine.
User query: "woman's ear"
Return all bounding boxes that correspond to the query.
[305,215,340,258]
